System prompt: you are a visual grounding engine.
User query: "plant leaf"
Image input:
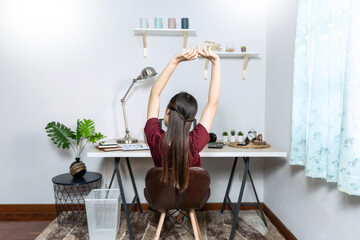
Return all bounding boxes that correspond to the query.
[45,122,75,149]
[79,119,95,139]
[76,119,81,144]
[89,132,106,144]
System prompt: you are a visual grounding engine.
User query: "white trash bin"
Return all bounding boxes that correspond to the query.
[85,189,121,240]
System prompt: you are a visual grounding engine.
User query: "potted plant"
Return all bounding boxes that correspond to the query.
[241,45,246,52]
[230,130,236,142]
[222,131,228,143]
[45,119,106,177]
[237,131,244,143]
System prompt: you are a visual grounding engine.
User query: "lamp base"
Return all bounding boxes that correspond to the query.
[117,137,139,144]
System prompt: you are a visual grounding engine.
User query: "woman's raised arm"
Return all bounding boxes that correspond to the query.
[198,44,221,132]
[147,48,198,120]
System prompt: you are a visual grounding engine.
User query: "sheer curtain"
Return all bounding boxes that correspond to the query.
[290,0,360,195]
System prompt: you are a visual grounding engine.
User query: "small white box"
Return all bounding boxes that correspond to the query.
[85,189,121,240]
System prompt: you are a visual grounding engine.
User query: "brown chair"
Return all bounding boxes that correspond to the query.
[144,167,211,240]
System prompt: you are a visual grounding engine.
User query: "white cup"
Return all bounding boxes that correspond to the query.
[140,17,149,28]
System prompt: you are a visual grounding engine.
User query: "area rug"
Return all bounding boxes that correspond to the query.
[35,210,285,240]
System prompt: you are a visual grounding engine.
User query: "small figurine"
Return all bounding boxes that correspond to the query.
[256,134,263,142]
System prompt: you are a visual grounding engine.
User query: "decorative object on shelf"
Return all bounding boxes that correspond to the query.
[118,67,157,144]
[168,18,176,29]
[181,18,189,29]
[209,132,217,142]
[226,42,235,52]
[154,17,163,29]
[245,129,257,144]
[237,131,244,143]
[229,141,271,149]
[222,131,229,143]
[241,45,247,52]
[140,17,149,28]
[203,41,222,79]
[45,119,105,178]
[230,130,236,142]
[133,28,197,57]
[253,133,267,145]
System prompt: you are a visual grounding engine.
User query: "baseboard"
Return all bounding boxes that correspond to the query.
[0,203,296,240]
[0,204,56,214]
[263,203,297,240]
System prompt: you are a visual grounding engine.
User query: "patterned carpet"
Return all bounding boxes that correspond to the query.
[36,210,285,240]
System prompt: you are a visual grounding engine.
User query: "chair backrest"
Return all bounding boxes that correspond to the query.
[144,167,210,210]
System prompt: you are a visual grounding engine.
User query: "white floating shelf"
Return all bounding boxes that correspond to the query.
[202,52,260,80]
[133,28,197,57]
[133,28,197,36]
[215,52,260,58]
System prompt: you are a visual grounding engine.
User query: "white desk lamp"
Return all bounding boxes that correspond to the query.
[117,67,157,144]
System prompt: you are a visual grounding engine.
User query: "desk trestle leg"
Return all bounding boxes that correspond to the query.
[222,157,267,240]
[126,157,143,213]
[221,157,238,213]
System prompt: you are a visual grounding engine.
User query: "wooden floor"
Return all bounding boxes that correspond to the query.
[0,214,56,240]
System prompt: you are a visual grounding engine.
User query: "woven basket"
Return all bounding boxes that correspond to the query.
[228,142,271,149]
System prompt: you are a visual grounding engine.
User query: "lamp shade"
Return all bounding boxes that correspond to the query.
[136,67,157,82]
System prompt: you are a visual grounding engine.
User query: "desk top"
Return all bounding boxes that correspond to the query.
[87,144,287,158]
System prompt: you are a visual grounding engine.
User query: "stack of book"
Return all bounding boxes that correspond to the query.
[97,140,122,151]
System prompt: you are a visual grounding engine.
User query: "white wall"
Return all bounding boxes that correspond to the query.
[265,0,360,239]
[0,0,267,204]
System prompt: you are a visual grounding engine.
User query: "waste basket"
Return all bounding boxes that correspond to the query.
[85,189,121,240]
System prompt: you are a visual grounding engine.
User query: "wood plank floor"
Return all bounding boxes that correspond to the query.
[0,214,56,240]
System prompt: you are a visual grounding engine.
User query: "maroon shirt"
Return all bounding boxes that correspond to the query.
[144,118,210,167]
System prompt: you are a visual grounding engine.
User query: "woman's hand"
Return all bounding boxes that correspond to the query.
[173,47,198,63]
[197,43,220,64]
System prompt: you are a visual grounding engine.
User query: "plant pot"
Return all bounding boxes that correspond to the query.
[230,136,236,142]
[70,158,87,178]
[237,135,244,143]
[222,136,228,143]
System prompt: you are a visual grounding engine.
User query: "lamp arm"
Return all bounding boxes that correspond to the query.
[121,100,130,135]
[121,80,137,102]
[121,80,137,137]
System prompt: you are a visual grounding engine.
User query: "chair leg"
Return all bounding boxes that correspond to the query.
[189,209,201,240]
[194,211,202,240]
[155,210,166,240]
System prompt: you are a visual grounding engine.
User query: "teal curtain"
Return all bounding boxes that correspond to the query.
[290,0,360,195]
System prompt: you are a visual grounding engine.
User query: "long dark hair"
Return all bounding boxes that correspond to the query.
[161,92,198,191]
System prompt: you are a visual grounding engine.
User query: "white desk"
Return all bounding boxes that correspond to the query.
[87,145,286,240]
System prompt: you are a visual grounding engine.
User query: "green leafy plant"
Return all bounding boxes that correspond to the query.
[45,119,106,158]
[222,131,228,136]
[237,131,243,136]
[230,130,236,136]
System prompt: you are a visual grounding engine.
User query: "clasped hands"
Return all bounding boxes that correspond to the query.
[173,43,219,64]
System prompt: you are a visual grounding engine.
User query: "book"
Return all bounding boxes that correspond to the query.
[97,144,119,149]
[96,146,123,152]
[99,139,118,146]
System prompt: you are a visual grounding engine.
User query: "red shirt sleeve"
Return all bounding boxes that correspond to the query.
[144,118,164,167]
[189,123,210,166]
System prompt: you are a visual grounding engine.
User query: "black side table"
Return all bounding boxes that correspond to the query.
[52,171,102,226]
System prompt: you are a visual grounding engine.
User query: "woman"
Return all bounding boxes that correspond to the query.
[144,43,221,192]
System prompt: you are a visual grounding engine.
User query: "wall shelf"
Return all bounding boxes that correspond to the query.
[216,52,259,58]
[133,28,197,57]
[202,52,260,80]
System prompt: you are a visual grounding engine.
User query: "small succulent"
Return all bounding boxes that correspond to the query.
[230,130,236,136]
[222,131,228,136]
[237,131,243,136]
